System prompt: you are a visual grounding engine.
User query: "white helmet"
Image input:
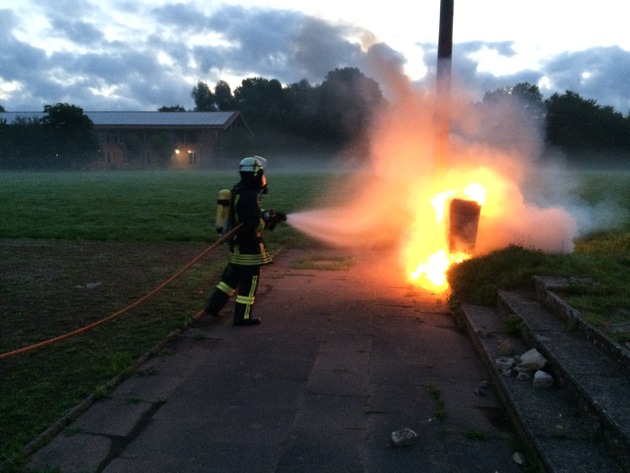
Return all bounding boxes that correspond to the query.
[239,155,267,192]
[239,155,266,174]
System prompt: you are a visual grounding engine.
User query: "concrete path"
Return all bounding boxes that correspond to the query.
[27,248,525,473]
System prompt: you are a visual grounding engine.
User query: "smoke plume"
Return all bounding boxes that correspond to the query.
[287,43,597,287]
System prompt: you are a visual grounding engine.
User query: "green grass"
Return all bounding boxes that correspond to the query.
[0,170,332,244]
[0,169,332,467]
[0,168,629,467]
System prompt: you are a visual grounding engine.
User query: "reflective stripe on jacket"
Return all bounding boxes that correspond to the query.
[228,182,273,266]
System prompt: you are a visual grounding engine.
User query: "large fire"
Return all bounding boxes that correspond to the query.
[406,182,486,291]
[285,52,579,293]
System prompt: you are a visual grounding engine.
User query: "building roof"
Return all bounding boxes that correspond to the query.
[0,111,243,129]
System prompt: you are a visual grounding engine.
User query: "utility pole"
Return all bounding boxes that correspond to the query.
[434,0,454,174]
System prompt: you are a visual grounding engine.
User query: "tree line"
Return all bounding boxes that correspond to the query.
[1,66,629,170]
[0,103,100,170]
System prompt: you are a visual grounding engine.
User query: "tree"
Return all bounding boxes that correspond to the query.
[159,105,186,112]
[475,82,548,153]
[234,77,285,128]
[0,115,45,169]
[316,67,384,141]
[282,79,319,136]
[545,91,630,152]
[191,81,217,111]
[214,80,236,111]
[41,103,99,168]
[482,82,546,130]
[0,105,5,112]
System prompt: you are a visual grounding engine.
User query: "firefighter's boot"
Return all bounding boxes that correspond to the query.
[233,300,260,326]
[204,288,230,318]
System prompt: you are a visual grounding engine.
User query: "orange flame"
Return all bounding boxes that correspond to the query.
[286,55,579,295]
[403,176,487,292]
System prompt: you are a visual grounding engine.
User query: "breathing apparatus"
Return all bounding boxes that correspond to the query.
[215,188,232,234]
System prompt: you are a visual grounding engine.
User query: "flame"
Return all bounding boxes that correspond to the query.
[403,175,488,292]
[431,190,456,222]
[287,51,580,296]
[464,182,486,205]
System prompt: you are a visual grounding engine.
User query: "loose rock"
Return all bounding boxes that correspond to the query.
[533,370,554,388]
[391,427,419,446]
[519,348,547,370]
[512,451,526,465]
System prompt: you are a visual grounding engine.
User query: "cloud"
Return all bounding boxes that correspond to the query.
[542,46,630,111]
[290,17,365,83]
[151,2,209,30]
[50,18,104,44]
[0,2,629,112]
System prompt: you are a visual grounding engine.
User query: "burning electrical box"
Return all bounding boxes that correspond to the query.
[448,198,481,254]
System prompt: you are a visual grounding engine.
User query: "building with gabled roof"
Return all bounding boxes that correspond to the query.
[0,111,250,169]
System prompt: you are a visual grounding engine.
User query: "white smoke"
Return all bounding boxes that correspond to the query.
[288,42,619,264]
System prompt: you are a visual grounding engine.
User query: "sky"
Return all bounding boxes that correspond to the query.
[1,0,629,113]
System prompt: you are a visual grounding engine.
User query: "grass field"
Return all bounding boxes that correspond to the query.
[0,167,629,468]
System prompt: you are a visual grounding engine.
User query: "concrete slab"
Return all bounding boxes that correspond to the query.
[27,248,527,473]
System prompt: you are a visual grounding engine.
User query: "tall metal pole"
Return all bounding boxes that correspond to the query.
[434,0,454,174]
[437,0,454,89]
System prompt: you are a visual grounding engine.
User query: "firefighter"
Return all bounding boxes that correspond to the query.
[201,156,286,326]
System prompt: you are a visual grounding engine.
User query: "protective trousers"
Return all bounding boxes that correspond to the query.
[204,263,261,324]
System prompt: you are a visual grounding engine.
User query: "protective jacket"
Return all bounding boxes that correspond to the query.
[228,181,273,266]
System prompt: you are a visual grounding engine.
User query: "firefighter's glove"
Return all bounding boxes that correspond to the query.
[262,209,286,231]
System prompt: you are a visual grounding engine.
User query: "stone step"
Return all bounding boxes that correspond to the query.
[497,289,630,472]
[532,275,630,368]
[461,298,627,473]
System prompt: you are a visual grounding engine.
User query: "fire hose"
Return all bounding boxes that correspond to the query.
[0,223,243,360]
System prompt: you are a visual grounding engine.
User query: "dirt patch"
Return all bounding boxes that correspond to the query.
[0,239,226,352]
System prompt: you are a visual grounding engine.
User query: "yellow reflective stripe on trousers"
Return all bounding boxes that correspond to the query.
[236,275,258,320]
[216,281,236,296]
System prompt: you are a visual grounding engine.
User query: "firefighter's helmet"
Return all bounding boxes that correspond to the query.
[239,156,267,192]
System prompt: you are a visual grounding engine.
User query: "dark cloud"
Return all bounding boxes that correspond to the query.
[291,17,365,82]
[187,6,366,84]
[543,46,630,111]
[0,4,628,113]
[0,38,48,82]
[50,18,104,44]
[151,2,209,30]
